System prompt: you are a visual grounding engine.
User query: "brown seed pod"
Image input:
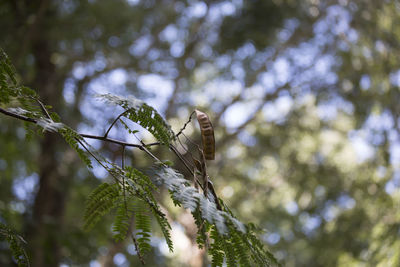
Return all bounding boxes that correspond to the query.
[195,109,215,160]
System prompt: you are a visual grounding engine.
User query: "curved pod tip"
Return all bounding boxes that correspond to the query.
[195,109,215,160]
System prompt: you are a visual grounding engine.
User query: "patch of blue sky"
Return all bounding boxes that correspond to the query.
[389,69,400,87]
[230,61,245,81]
[63,78,76,104]
[243,84,266,100]
[348,130,375,163]
[317,97,354,121]
[273,57,290,85]
[390,141,400,166]
[289,42,318,67]
[126,0,139,6]
[322,202,339,222]
[337,194,356,210]
[238,131,257,147]
[113,253,128,267]
[265,232,281,245]
[137,74,174,113]
[223,100,259,131]
[259,72,276,94]
[360,74,371,90]
[235,43,256,60]
[300,212,322,235]
[285,201,299,216]
[89,261,101,267]
[159,24,179,43]
[317,103,338,121]
[129,35,153,57]
[365,110,394,132]
[203,79,242,105]
[170,41,185,58]
[207,1,236,23]
[187,1,208,18]
[91,161,108,180]
[385,171,400,195]
[13,173,38,202]
[262,94,293,123]
[72,62,86,80]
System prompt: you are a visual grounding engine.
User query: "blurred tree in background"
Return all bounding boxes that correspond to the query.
[1,0,400,266]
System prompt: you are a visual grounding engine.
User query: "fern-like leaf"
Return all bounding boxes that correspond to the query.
[0,47,18,104]
[154,210,173,252]
[112,196,135,241]
[231,230,251,267]
[210,226,225,267]
[134,199,152,253]
[0,223,30,267]
[59,127,93,169]
[193,207,207,249]
[152,165,279,266]
[83,183,119,231]
[96,93,175,145]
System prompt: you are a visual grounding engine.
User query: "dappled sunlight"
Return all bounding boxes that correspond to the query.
[1,0,400,266]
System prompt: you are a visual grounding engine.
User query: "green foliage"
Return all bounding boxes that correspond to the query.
[0,47,17,103]
[133,199,152,254]
[193,207,207,249]
[83,183,119,231]
[209,226,225,267]
[153,165,278,266]
[59,127,93,169]
[83,165,173,257]
[97,93,175,145]
[0,47,37,112]
[112,196,135,242]
[1,47,277,266]
[154,209,174,253]
[3,0,400,266]
[0,223,30,267]
[124,167,174,252]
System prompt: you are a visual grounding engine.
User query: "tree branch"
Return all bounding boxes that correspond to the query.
[104,111,128,138]
[0,107,37,123]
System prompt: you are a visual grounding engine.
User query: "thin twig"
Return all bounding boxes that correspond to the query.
[76,137,165,217]
[131,233,145,265]
[33,97,51,119]
[169,144,194,176]
[104,110,128,138]
[121,145,125,169]
[176,110,195,137]
[181,132,198,148]
[80,134,150,149]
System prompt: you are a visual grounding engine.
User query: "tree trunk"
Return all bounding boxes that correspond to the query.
[26,5,69,266]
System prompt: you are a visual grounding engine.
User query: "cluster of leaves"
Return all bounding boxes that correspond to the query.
[0,48,37,110]
[83,166,173,259]
[154,166,280,267]
[0,223,29,267]
[0,47,279,266]
[97,93,176,145]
